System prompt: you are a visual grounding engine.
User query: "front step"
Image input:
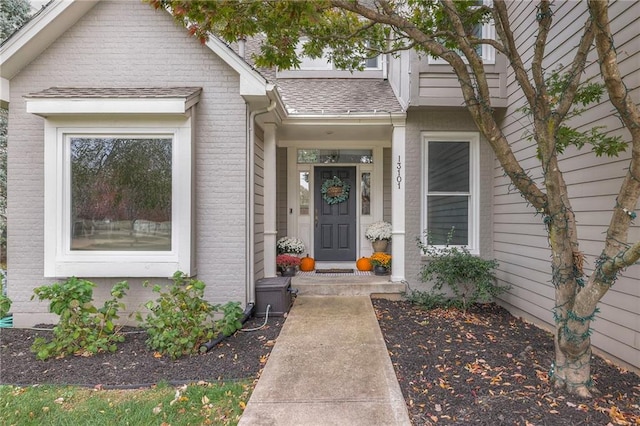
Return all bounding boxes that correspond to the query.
[291,273,406,297]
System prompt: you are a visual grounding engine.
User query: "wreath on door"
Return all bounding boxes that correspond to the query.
[321,176,350,205]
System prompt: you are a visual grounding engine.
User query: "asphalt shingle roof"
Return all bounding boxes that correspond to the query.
[276,78,403,115]
[26,87,202,99]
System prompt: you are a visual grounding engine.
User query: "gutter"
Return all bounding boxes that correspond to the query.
[246,95,277,306]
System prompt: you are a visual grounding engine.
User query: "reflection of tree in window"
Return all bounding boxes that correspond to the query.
[70,137,172,251]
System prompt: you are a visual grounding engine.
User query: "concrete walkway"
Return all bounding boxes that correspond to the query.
[239,295,411,426]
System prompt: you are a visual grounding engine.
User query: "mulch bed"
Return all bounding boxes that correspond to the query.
[0,316,284,388]
[373,299,640,425]
[1,300,639,425]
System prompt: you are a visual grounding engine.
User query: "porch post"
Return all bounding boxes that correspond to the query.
[263,123,278,277]
[391,119,406,282]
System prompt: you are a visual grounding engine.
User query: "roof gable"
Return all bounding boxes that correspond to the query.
[0,0,270,104]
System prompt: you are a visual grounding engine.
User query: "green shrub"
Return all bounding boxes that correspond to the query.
[404,289,461,310]
[417,230,509,311]
[30,277,129,360]
[0,268,10,318]
[0,294,9,318]
[138,271,244,359]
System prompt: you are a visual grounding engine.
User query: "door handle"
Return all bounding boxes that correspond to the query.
[315,209,319,228]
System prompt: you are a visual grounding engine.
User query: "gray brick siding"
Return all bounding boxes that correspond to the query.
[7,0,250,326]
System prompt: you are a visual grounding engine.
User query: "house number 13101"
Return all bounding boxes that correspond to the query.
[396,156,402,189]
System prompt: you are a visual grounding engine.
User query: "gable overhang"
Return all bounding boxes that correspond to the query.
[0,0,100,106]
[204,36,271,99]
[1,0,273,107]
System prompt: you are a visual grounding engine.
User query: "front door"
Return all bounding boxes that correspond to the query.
[314,167,356,261]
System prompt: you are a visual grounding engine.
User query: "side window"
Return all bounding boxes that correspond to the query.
[422,133,479,251]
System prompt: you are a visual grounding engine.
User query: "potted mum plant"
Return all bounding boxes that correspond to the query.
[370,252,392,276]
[365,221,392,252]
[276,254,301,277]
[276,236,305,255]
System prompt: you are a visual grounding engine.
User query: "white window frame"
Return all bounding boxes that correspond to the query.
[296,38,382,71]
[421,132,480,254]
[43,116,194,277]
[428,0,496,65]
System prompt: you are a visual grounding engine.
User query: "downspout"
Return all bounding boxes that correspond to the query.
[246,98,277,306]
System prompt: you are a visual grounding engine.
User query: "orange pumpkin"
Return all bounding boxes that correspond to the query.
[356,257,373,271]
[300,254,315,272]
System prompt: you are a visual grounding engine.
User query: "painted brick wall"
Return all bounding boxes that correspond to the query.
[7,0,250,326]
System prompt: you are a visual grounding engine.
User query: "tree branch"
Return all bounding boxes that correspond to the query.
[554,16,596,121]
[492,1,536,107]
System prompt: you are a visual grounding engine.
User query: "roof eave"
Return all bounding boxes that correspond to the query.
[0,0,100,81]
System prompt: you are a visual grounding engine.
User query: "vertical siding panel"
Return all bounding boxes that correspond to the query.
[254,128,265,280]
[496,0,640,369]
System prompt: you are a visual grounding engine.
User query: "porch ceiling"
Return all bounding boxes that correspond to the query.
[277,121,392,143]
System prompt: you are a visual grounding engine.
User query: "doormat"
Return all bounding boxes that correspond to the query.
[315,269,354,274]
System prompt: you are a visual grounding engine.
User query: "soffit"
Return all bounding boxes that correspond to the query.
[25,87,203,116]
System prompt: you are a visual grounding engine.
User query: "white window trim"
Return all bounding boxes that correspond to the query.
[295,38,383,71]
[421,131,480,254]
[43,116,194,277]
[428,0,496,65]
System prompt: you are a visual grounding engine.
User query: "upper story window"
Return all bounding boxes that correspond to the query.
[25,87,200,277]
[279,39,383,78]
[297,49,382,71]
[428,0,496,65]
[422,132,479,253]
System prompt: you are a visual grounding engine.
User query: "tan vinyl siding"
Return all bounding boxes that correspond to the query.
[411,54,507,108]
[495,0,640,369]
[276,147,288,238]
[7,0,249,325]
[254,127,265,281]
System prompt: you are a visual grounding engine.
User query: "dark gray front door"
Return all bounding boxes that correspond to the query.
[314,167,356,261]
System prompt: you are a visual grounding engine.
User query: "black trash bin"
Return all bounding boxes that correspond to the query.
[255,277,296,317]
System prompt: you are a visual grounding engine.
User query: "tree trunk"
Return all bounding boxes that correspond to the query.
[553,337,593,397]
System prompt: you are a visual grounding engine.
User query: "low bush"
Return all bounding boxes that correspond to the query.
[0,268,10,318]
[417,230,509,311]
[138,271,244,359]
[404,289,462,310]
[30,277,129,360]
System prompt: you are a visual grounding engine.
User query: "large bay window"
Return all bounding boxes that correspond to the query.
[422,132,479,253]
[26,87,200,277]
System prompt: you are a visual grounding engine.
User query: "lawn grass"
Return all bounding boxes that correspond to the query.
[0,380,251,426]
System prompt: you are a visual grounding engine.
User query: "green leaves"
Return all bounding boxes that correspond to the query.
[518,66,627,158]
[417,230,508,311]
[30,278,129,360]
[138,272,244,359]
